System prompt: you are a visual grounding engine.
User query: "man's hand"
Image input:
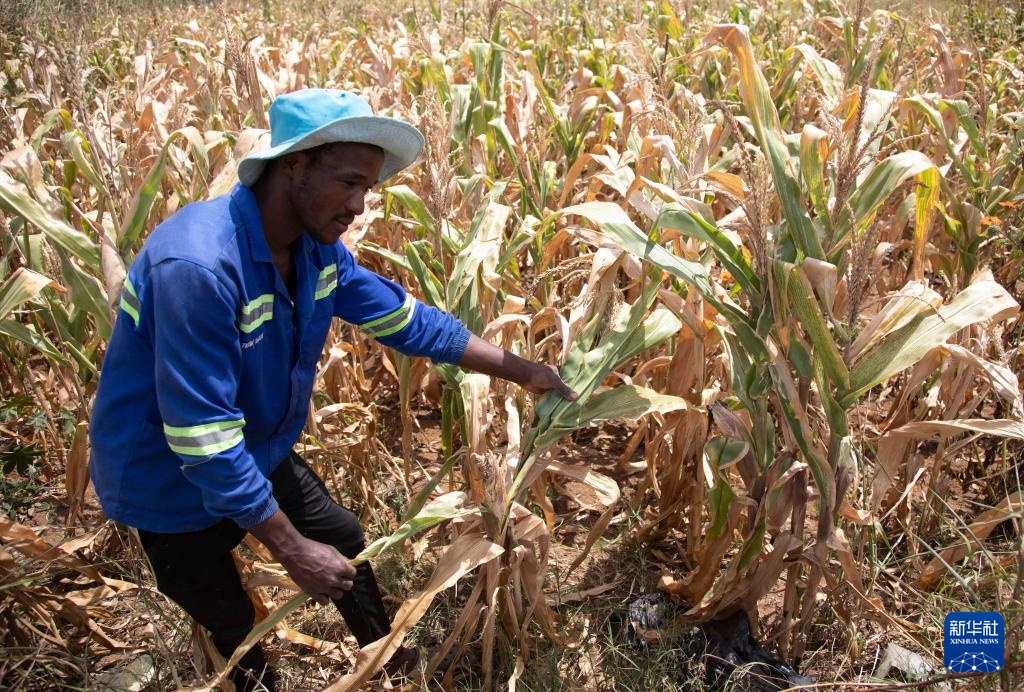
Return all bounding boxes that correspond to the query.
[278,536,356,604]
[458,334,578,400]
[522,362,578,400]
[249,510,356,604]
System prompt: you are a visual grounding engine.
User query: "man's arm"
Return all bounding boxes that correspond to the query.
[333,245,577,397]
[458,333,578,400]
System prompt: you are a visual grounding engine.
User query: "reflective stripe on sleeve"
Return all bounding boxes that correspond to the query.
[238,294,273,333]
[359,294,417,338]
[163,418,245,457]
[120,278,141,327]
[314,264,338,300]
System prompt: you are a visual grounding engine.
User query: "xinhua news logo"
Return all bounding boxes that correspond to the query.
[944,612,1004,673]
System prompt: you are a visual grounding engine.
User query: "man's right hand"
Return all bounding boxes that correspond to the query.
[279,536,356,604]
[249,509,356,605]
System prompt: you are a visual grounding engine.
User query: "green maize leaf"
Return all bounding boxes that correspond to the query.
[447,201,509,309]
[707,478,736,539]
[173,125,211,198]
[497,219,539,270]
[939,99,986,160]
[554,201,720,309]
[799,124,833,240]
[0,319,69,365]
[9,231,44,273]
[385,184,436,235]
[833,150,940,252]
[904,96,975,187]
[39,297,98,375]
[0,268,57,320]
[359,241,413,272]
[845,89,897,158]
[404,242,446,309]
[513,284,676,506]
[449,83,472,146]
[735,517,766,572]
[402,452,461,523]
[789,44,843,104]
[28,108,73,152]
[533,385,690,450]
[766,348,834,510]
[613,307,683,378]
[61,132,108,198]
[358,491,472,564]
[847,280,942,361]
[0,176,102,274]
[489,116,520,168]
[54,248,112,340]
[704,24,823,260]
[777,261,850,392]
[718,327,756,411]
[119,127,208,250]
[813,350,847,436]
[560,286,672,401]
[655,205,761,300]
[705,436,750,470]
[843,280,1019,406]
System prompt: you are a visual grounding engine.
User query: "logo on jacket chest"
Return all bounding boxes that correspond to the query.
[241,332,265,349]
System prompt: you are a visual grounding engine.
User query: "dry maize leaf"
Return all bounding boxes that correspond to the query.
[0,267,61,319]
[916,491,1024,589]
[0,516,104,582]
[550,580,621,605]
[891,419,1024,441]
[704,171,746,200]
[325,533,503,691]
[547,461,619,508]
[938,344,1023,417]
[65,420,90,525]
[839,502,873,526]
[0,543,19,577]
[425,574,485,677]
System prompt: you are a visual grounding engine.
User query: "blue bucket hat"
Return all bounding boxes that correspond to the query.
[237,89,424,186]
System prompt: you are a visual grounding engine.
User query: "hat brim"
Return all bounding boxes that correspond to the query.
[236,115,424,187]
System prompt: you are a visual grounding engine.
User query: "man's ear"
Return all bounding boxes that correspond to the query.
[278,152,305,179]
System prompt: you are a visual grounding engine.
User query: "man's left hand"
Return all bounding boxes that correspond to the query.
[522,363,578,400]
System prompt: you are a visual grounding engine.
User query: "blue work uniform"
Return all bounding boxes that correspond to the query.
[89,183,470,533]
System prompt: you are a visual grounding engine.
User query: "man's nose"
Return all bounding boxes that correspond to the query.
[345,189,366,217]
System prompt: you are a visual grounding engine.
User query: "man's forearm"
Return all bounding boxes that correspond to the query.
[457,333,578,400]
[248,509,306,561]
[457,333,538,385]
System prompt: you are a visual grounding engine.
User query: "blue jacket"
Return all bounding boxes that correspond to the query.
[89,184,470,533]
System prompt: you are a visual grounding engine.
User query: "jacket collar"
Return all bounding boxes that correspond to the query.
[231,183,273,264]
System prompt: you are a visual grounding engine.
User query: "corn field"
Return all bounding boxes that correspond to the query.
[1,0,1023,689]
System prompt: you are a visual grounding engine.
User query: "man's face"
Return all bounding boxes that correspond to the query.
[285,142,385,245]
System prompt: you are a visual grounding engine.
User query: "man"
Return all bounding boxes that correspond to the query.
[89,89,576,690]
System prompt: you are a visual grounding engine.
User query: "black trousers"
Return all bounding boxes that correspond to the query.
[138,453,390,691]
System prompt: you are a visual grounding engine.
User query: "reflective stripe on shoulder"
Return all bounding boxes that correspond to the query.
[238,294,273,333]
[164,418,245,456]
[314,264,338,300]
[119,277,141,327]
[359,294,416,338]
